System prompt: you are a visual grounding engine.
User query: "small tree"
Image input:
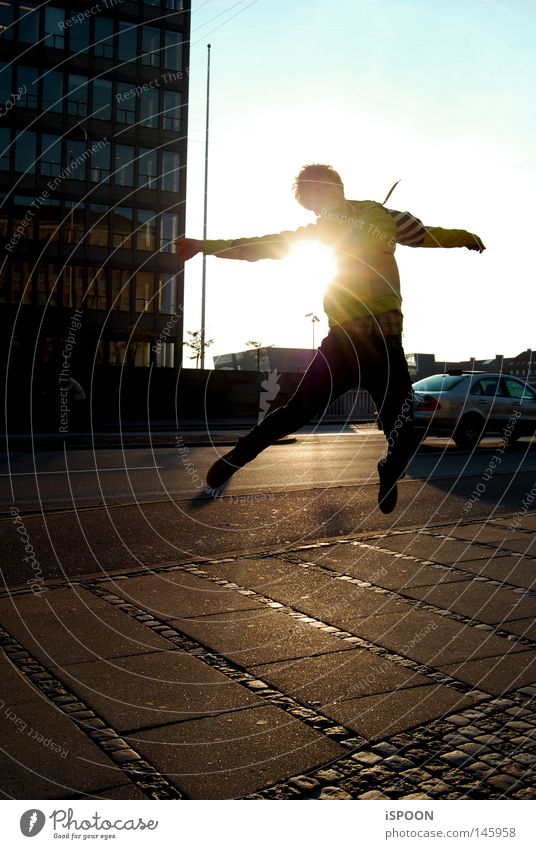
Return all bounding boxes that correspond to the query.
[184,330,214,368]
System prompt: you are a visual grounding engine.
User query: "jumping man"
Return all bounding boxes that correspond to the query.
[176,164,485,513]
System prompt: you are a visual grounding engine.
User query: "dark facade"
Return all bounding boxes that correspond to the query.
[0,0,189,389]
[214,347,316,373]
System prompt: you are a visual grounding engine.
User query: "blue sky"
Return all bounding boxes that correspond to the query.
[183,0,535,365]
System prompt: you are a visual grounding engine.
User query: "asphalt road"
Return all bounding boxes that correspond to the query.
[1,430,535,588]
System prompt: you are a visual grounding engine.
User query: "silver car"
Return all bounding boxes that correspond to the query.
[412,371,536,449]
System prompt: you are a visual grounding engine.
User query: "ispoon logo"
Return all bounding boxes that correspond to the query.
[20,809,46,837]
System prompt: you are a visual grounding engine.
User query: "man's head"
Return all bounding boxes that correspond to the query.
[293,164,345,213]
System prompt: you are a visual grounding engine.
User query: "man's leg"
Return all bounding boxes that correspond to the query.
[206,329,355,487]
[360,335,415,512]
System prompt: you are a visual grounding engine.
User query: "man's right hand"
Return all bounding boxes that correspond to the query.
[175,238,203,261]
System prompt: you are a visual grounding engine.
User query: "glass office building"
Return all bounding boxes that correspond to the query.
[0,0,189,370]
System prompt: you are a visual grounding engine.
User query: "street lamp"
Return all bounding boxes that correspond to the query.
[305,313,320,351]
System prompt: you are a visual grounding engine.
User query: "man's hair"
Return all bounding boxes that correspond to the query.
[293,163,344,207]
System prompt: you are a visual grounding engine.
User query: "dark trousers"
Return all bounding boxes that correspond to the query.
[236,322,415,476]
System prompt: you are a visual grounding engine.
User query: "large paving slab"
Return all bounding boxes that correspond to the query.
[438,652,536,696]
[445,524,536,546]
[491,537,536,556]
[397,580,536,626]
[101,571,264,620]
[451,554,536,590]
[129,703,346,799]
[345,608,527,666]
[371,533,512,564]
[0,698,123,798]
[169,607,353,668]
[0,587,173,668]
[201,557,408,622]
[319,684,478,740]
[251,648,432,705]
[292,543,469,588]
[0,646,44,707]
[53,650,264,733]
[502,617,536,640]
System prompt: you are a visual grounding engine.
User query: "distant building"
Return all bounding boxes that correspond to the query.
[214,347,315,373]
[1,0,190,371]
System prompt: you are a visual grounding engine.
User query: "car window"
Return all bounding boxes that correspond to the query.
[503,377,536,400]
[413,375,465,392]
[471,377,507,397]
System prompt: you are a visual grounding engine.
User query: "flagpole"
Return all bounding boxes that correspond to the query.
[200,43,211,370]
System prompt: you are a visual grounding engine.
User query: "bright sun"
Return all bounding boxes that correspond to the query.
[282,241,337,297]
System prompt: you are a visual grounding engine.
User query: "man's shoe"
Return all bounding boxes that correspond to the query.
[377,461,399,514]
[206,448,249,489]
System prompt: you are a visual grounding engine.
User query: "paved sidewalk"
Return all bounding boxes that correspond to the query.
[1,511,535,799]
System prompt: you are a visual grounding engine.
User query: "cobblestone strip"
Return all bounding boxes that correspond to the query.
[83,581,366,750]
[0,628,183,799]
[245,686,536,800]
[90,565,488,700]
[278,546,536,649]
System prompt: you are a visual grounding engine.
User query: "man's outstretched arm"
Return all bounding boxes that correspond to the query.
[387,209,486,252]
[175,225,316,263]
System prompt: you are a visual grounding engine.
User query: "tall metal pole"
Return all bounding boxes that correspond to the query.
[200,43,211,370]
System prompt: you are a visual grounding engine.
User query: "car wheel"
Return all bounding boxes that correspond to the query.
[453,414,485,450]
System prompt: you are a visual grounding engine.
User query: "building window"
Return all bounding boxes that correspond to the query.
[87,267,107,310]
[0,194,7,237]
[110,340,128,365]
[134,343,151,367]
[158,272,178,314]
[94,18,114,59]
[40,134,62,177]
[160,212,178,252]
[44,7,65,50]
[18,2,39,43]
[161,151,180,191]
[0,63,10,102]
[69,16,89,53]
[135,272,154,313]
[164,31,182,70]
[144,0,161,6]
[165,0,184,10]
[65,201,85,243]
[17,66,38,109]
[67,74,88,116]
[116,83,136,124]
[0,0,13,38]
[36,264,59,306]
[62,267,84,309]
[93,79,112,121]
[136,210,157,251]
[15,132,36,174]
[0,127,10,170]
[39,198,61,242]
[118,21,137,62]
[112,207,133,249]
[115,145,134,186]
[142,27,160,66]
[66,139,87,181]
[13,196,35,239]
[138,148,157,188]
[155,341,175,367]
[112,269,131,311]
[163,91,181,131]
[11,262,32,305]
[43,71,64,114]
[90,142,111,183]
[140,89,159,128]
[88,204,109,247]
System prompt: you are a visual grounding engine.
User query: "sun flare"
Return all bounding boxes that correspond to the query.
[282,241,337,296]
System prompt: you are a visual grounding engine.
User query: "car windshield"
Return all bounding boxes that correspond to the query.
[413,375,466,392]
